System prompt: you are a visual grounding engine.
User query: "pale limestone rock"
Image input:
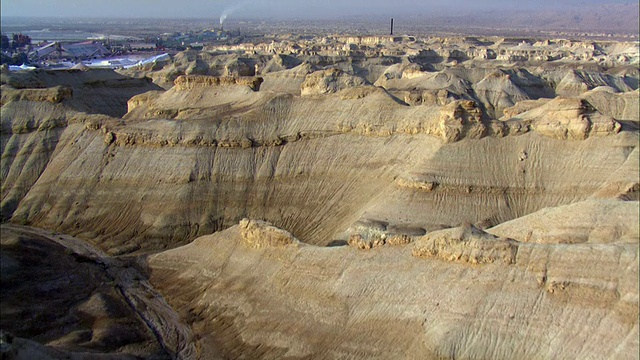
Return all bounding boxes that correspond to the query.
[347,233,386,249]
[509,97,621,140]
[173,75,263,91]
[412,224,519,265]
[300,69,367,96]
[239,218,299,249]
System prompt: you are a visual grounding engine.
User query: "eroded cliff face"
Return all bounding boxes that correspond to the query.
[1,36,638,359]
[3,76,633,251]
[145,219,638,359]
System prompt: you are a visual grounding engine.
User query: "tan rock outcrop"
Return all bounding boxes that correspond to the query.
[174,75,263,91]
[412,224,519,265]
[433,100,486,142]
[386,234,412,245]
[0,85,73,104]
[347,233,385,249]
[239,218,300,249]
[508,97,621,140]
[301,69,367,96]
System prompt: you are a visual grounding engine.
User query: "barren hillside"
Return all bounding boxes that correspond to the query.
[1,35,638,359]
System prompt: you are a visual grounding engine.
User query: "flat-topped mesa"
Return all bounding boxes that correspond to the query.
[0,85,73,105]
[508,97,622,140]
[412,224,519,265]
[300,68,367,96]
[173,75,263,91]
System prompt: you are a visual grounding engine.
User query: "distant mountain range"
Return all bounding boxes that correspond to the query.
[403,3,639,35]
[1,3,637,38]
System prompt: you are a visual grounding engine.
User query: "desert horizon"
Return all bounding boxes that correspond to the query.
[1,3,639,359]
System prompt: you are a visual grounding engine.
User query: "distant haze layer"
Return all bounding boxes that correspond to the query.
[1,0,638,20]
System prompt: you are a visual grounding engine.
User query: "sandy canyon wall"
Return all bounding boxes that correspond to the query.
[1,35,638,359]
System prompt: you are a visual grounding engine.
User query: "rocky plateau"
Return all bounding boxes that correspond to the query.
[1,34,638,359]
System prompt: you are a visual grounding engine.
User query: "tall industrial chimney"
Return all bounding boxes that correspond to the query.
[390,18,394,36]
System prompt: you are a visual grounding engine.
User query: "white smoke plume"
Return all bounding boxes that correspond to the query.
[220,2,250,25]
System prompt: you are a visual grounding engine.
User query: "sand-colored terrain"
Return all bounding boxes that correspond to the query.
[1,35,638,359]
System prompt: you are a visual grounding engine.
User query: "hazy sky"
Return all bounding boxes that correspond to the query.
[1,0,635,19]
